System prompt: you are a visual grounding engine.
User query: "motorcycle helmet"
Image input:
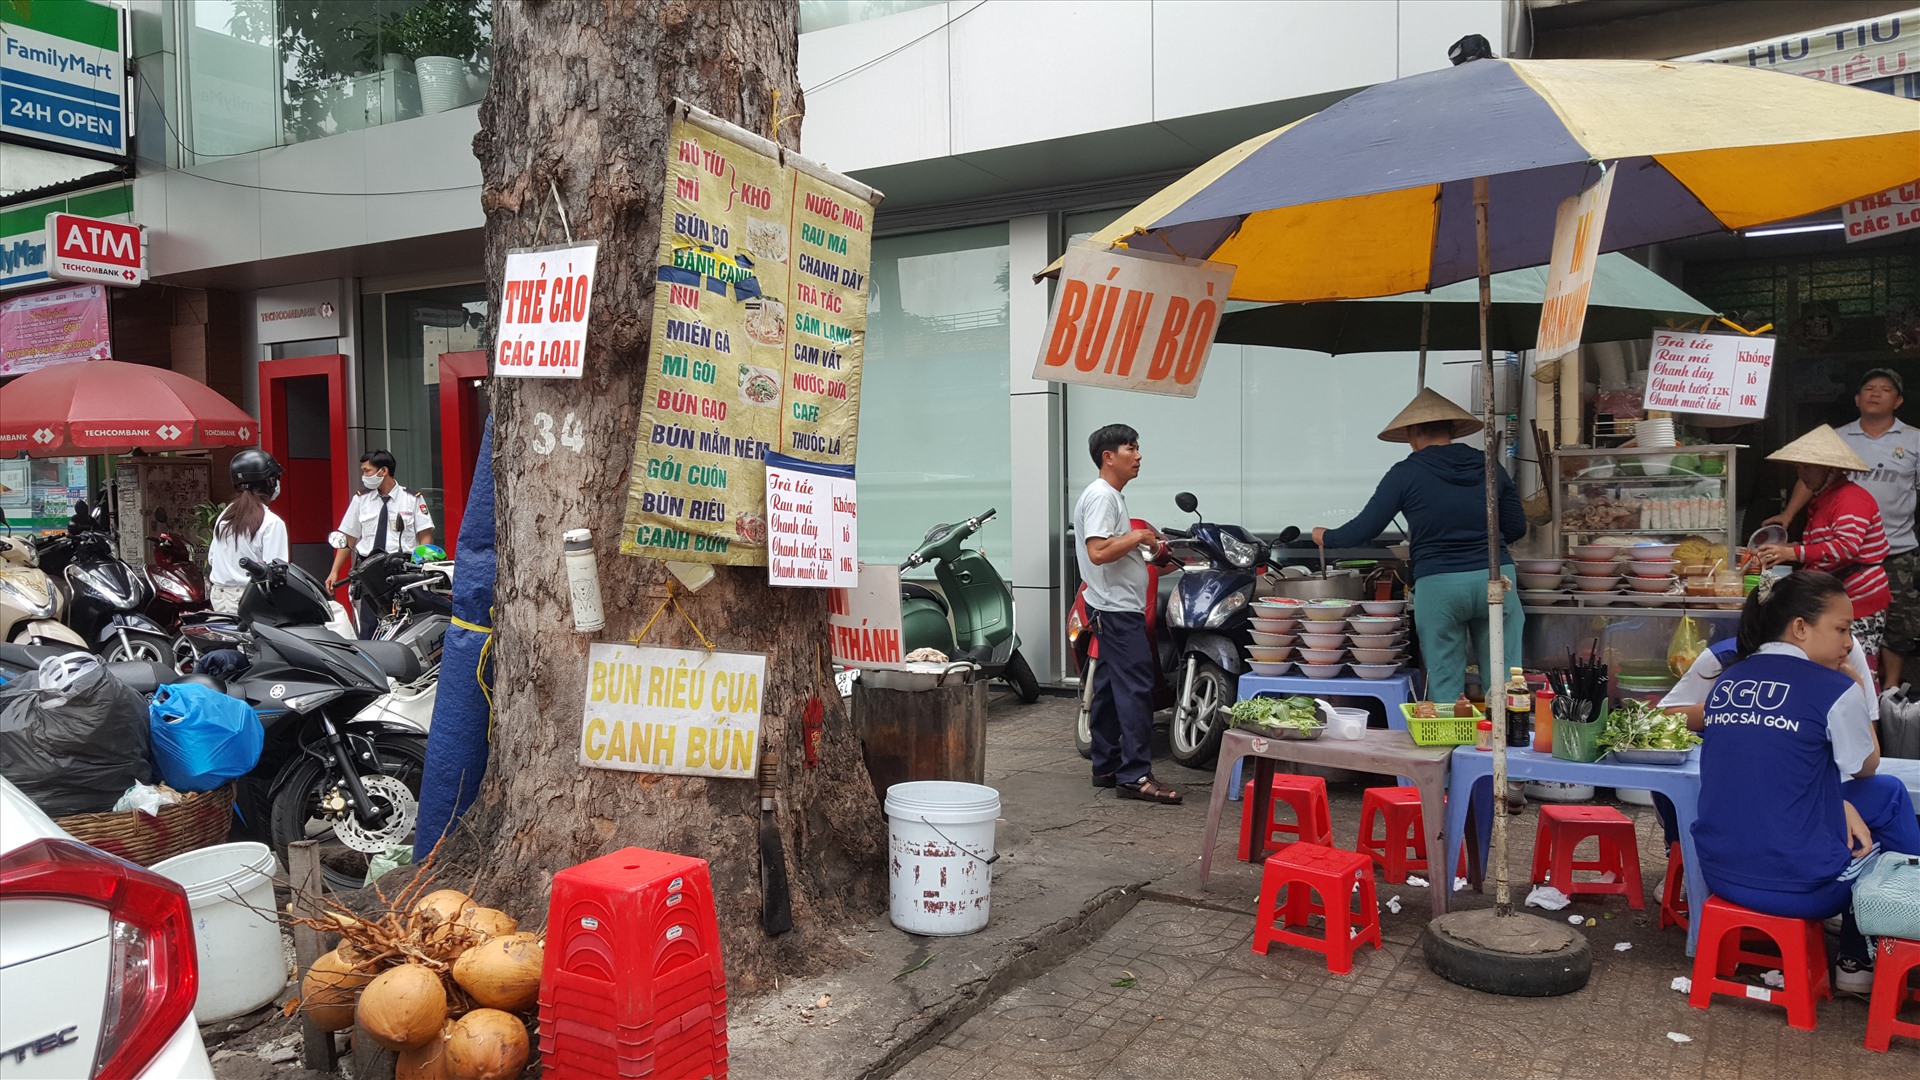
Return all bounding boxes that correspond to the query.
[230,448,283,492]
[412,543,446,564]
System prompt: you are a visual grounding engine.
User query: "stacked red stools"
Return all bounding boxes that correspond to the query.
[538,847,729,1078]
[1251,843,1382,974]
[1688,896,1830,1031]
[1866,936,1920,1052]
[1658,842,1689,930]
[1529,804,1645,909]
[1238,774,1333,859]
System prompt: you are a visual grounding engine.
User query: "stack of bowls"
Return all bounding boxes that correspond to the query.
[1345,610,1408,678]
[1250,597,1301,650]
[1637,418,1677,475]
[1515,557,1569,603]
[1567,543,1624,602]
[1625,552,1680,606]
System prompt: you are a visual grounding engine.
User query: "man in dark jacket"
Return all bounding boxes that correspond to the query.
[1314,389,1526,703]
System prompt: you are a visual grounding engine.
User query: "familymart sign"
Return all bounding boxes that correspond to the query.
[1,0,129,156]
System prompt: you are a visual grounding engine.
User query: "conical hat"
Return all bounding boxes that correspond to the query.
[1767,424,1868,471]
[1377,388,1484,443]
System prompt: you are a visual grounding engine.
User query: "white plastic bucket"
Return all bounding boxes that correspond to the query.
[153,842,283,1022]
[884,781,999,936]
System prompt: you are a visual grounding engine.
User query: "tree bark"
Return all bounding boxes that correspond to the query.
[460,0,886,993]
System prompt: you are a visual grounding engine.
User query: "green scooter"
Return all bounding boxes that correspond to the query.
[899,508,1042,703]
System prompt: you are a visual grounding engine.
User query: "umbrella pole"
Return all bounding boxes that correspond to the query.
[1474,175,1513,917]
[1417,300,1431,389]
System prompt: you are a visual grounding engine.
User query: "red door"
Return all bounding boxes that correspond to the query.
[259,355,349,582]
[436,350,489,556]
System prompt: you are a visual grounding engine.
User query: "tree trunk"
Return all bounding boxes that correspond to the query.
[460,0,886,993]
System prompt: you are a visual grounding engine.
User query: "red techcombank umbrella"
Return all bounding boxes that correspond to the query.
[0,360,258,457]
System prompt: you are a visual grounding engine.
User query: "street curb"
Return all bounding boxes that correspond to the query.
[859,879,1150,1079]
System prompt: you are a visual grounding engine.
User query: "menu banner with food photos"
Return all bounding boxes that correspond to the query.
[623,103,879,565]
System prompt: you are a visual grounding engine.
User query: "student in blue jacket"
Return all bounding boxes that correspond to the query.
[1695,570,1920,991]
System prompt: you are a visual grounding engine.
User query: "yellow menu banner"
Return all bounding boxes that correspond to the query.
[622,106,878,565]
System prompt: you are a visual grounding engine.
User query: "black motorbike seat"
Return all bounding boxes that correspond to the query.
[900,581,948,617]
[107,661,179,696]
[282,626,423,683]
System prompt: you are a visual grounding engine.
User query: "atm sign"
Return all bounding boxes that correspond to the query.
[45,213,145,287]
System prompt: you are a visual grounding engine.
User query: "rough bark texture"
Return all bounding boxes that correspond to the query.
[461,0,886,993]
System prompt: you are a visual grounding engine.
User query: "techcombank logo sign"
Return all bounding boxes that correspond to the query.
[253,281,344,344]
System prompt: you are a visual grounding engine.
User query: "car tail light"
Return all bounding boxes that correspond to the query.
[0,838,199,1080]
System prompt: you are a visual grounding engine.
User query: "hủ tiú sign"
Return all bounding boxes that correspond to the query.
[577,643,765,780]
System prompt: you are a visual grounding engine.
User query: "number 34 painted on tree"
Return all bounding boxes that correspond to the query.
[530,411,586,455]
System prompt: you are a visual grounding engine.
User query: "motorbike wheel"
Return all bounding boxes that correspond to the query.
[269,732,429,893]
[1003,649,1041,704]
[1170,659,1231,769]
[100,629,172,666]
[1074,675,1094,759]
[170,634,201,675]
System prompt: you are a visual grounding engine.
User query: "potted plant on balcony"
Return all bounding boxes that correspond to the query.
[392,0,493,114]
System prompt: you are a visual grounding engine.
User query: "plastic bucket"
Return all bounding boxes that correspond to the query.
[152,842,283,1021]
[884,781,999,936]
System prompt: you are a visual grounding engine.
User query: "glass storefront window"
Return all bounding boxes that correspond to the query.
[858,225,1013,567]
[799,1,943,34]
[186,0,492,153]
[366,284,486,519]
[0,456,90,532]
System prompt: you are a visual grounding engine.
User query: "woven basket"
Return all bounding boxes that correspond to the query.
[54,784,236,867]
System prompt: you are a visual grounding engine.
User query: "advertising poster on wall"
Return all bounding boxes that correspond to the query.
[1642,329,1775,419]
[0,283,110,375]
[764,452,856,587]
[577,643,765,780]
[622,103,880,566]
[1032,246,1234,398]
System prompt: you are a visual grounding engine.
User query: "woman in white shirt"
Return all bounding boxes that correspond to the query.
[207,449,289,613]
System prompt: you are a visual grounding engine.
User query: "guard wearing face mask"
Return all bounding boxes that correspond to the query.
[208,449,290,614]
[325,448,435,638]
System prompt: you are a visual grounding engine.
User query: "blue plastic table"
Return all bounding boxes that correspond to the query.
[1441,745,1705,955]
[1229,672,1421,799]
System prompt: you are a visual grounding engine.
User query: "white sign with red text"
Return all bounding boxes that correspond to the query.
[829,563,904,669]
[1643,330,1775,419]
[1843,182,1920,243]
[1034,246,1235,398]
[495,240,598,378]
[45,214,144,287]
[764,452,856,588]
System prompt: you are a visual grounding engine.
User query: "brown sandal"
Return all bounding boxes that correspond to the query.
[1117,777,1183,804]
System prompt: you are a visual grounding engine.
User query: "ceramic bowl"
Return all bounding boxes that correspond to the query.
[1251,617,1299,634]
[1302,602,1355,622]
[1250,631,1295,647]
[1299,632,1346,649]
[1518,572,1565,590]
[1358,599,1407,616]
[1298,663,1344,679]
[1629,575,1678,593]
[1257,596,1308,609]
[1298,647,1345,665]
[1629,543,1680,560]
[1628,559,1677,577]
[1569,544,1622,561]
[1351,663,1401,680]
[1247,661,1294,677]
[1347,615,1403,632]
[1514,558,1565,575]
[1247,646,1293,662]
[1347,632,1406,648]
[1570,560,1620,577]
[1574,574,1621,592]
[1350,647,1407,664]
[1299,617,1345,633]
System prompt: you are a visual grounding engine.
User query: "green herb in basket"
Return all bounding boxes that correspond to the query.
[1228,696,1321,732]
[1597,698,1701,753]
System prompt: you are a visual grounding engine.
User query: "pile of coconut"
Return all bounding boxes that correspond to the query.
[292,874,542,1080]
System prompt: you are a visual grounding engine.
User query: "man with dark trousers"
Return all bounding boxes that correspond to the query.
[1073,425,1180,804]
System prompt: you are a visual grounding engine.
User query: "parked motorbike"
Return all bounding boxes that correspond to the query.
[899,508,1041,703]
[173,555,357,669]
[349,549,454,639]
[33,499,173,665]
[0,511,87,648]
[141,507,210,641]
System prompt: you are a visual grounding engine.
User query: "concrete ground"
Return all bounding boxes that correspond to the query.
[209,690,1912,1078]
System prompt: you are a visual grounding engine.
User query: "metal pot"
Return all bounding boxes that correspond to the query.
[1265,570,1364,601]
[860,661,978,692]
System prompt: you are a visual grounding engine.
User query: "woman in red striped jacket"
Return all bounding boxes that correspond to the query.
[1756,425,1892,671]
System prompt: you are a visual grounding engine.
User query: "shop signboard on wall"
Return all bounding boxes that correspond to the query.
[829,564,904,668]
[1683,9,1918,87]
[1032,246,1234,398]
[0,183,133,293]
[1534,171,1615,362]
[45,213,144,286]
[254,280,344,344]
[494,240,598,378]
[1642,330,1775,420]
[0,283,110,376]
[1843,181,1920,243]
[622,102,880,566]
[0,0,128,156]
[763,452,856,588]
[577,643,765,780]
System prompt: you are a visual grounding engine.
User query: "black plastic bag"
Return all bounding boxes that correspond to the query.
[0,656,153,816]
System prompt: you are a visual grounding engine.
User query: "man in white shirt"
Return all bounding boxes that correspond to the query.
[326,449,434,638]
[1766,369,1919,688]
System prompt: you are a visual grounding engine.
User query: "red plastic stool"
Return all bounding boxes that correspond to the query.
[1251,843,1382,974]
[1528,804,1646,909]
[1688,896,1831,1031]
[1866,937,1920,1052]
[1357,786,1429,884]
[1658,842,1689,930]
[1238,774,1333,859]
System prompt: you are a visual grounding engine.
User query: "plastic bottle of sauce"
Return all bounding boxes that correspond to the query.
[1504,667,1531,748]
[1533,688,1555,753]
[1475,719,1494,751]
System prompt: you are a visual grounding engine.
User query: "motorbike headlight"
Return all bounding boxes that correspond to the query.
[1204,588,1251,628]
[155,576,193,602]
[1222,534,1258,569]
[0,575,52,617]
[1165,588,1187,628]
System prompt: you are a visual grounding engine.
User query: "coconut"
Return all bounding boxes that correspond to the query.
[457,906,519,941]
[356,963,448,1051]
[451,932,543,1012]
[395,1022,453,1080]
[300,948,372,1032]
[412,889,476,931]
[442,1009,530,1080]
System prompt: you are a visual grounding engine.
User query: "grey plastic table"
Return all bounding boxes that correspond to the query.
[1200,727,1454,920]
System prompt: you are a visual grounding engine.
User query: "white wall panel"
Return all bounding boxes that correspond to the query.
[947,0,1154,156]
[1150,0,1400,122]
[798,3,953,173]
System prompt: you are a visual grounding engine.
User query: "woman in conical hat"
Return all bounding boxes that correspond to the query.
[1313,388,1526,704]
[1754,425,1892,667]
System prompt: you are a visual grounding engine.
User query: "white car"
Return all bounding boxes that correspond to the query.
[0,777,214,1080]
